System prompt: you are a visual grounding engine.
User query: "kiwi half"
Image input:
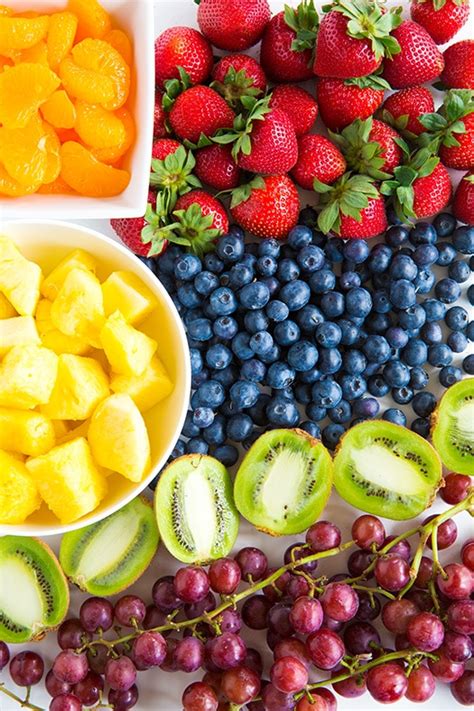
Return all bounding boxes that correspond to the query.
[154,455,239,564]
[234,429,333,536]
[431,378,474,476]
[333,421,443,520]
[60,496,159,596]
[0,536,69,643]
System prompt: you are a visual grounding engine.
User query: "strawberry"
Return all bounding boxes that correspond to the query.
[440,40,474,89]
[154,91,167,138]
[195,144,242,190]
[214,97,298,175]
[419,90,474,170]
[230,175,300,239]
[154,27,213,89]
[440,112,474,170]
[150,145,202,197]
[197,0,270,51]
[111,191,163,257]
[381,86,435,136]
[260,0,319,83]
[168,86,235,144]
[211,55,267,106]
[151,138,181,161]
[330,118,404,179]
[269,84,318,136]
[382,20,444,88]
[314,0,402,79]
[313,174,387,238]
[174,190,229,239]
[316,75,388,132]
[380,149,452,219]
[410,0,470,45]
[453,171,474,223]
[291,135,346,190]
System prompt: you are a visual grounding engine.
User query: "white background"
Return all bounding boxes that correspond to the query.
[1,1,474,710]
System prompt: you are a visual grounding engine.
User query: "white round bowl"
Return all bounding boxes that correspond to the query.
[1,219,191,537]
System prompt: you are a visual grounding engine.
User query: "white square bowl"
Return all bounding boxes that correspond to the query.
[0,0,154,219]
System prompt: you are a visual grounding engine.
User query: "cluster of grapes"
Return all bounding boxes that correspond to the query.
[0,491,473,711]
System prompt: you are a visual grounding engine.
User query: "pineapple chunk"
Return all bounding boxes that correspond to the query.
[26,437,107,524]
[42,354,109,421]
[57,419,89,444]
[52,419,71,439]
[88,394,151,482]
[0,450,41,524]
[0,316,40,356]
[110,356,173,412]
[102,271,158,325]
[0,408,55,456]
[0,292,16,319]
[41,249,97,301]
[0,235,42,316]
[100,311,157,376]
[0,345,58,409]
[36,298,90,355]
[50,268,105,348]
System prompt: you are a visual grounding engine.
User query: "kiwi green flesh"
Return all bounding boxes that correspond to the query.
[234,429,333,536]
[154,455,239,564]
[0,536,69,643]
[431,378,474,476]
[333,421,443,520]
[60,496,159,596]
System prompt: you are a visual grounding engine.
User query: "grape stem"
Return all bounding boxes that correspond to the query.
[0,684,44,711]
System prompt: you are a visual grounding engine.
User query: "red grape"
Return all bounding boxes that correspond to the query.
[52,651,88,684]
[447,600,474,635]
[366,662,408,702]
[443,631,473,663]
[108,685,139,711]
[0,641,10,671]
[242,595,272,629]
[209,558,241,594]
[173,636,205,673]
[286,574,311,600]
[221,665,261,704]
[159,638,179,673]
[405,665,435,702]
[174,566,210,603]
[80,597,114,633]
[105,656,137,691]
[425,516,458,550]
[152,576,183,613]
[185,590,216,619]
[382,598,419,634]
[132,631,167,669]
[143,604,169,632]
[355,591,381,621]
[461,540,474,571]
[343,621,380,655]
[352,515,385,550]
[320,582,359,622]
[414,556,434,588]
[284,543,318,573]
[114,595,146,627]
[347,550,374,577]
[407,612,445,652]
[244,648,263,677]
[440,473,471,504]
[57,619,91,650]
[451,670,474,705]
[332,672,367,698]
[45,670,71,697]
[406,588,433,612]
[87,644,108,675]
[437,563,473,600]
[375,555,410,591]
[202,670,223,695]
[234,547,268,582]
[262,684,296,710]
[73,671,103,705]
[10,651,44,686]
[219,608,242,635]
[182,681,218,711]
[274,638,311,668]
[314,688,337,711]
[395,633,411,650]
[306,628,345,670]
[296,694,329,710]
[263,568,292,602]
[322,615,344,633]
[383,535,412,560]
[49,694,82,711]
[210,632,246,670]
[306,521,341,552]
[289,596,323,634]
[267,603,293,637]
[428,651,465,682]
[271,655,308,693]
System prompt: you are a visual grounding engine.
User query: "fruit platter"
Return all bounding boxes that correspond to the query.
[0,0,473,709]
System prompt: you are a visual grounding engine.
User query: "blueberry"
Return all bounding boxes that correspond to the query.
[410,222,437,245]
[433,212,456,237]
[447,331,467,353]
[306,403,327,421]
[385,225,409,248]
[194,270,219,296]
[297,245,325,273]
[389,279,417,309]
[322,423,345,450]
[318,292,343,319]
[259,343,281,364]
[288,224,313,249]
[212,364,239,389]
[299,367,323,384]
[452,225,474,254]
[468,284,474,306]
[228,264,254,289]
[439,365,462,388]
[389,254,418,280]
[413,269,435,294]
[462,353,474,374]
[468,321,474,341]
[266,300,289,323]
[294,382,312,404]
[362,335,391,364]
[422,298,446,322]
[435,278,461,304]
[309,269,336,293]
[187,438,209,455]
[428,344,453,367]
[239,282,271,310]
[420,321,443,346]
[367,374,390,398]
[206,344,233,371]
[203,415,226,446]
[401,338,428,367]
[139,256,157,273]
[338,319,359,346]
[256,255,278,277]
[413,244,438,267]
[274,320,301,347]
[368,244,392,273]
[182,411,201,439]
[298,207,318,228]
[213,315,238,340]
[342,350,366,374]
[340,374,367,400]
[229,380,260,410]
[315,322,342,349]
[287,341,319,372]
[392,386,414,405]
[343,240,370,263]
[266,361,296,389]
[312,380,343,408]
[445,305,468,331]
[364,362,380,378]
[411,418,430,438]
[339,271,361,290]
[345,287,372,317]
[170,439,186,460]
[277,258,300,283]
[398,304,426,331]
[386,327,409,350]
[192,407,215,429]
[174,253,202,281]
[190,348,203,376]
[366,312,392,334]
[244,309,269,335]
[383,361,410,388]
[177,283,201,309]
[216,233,245,263]
[318,347,342,374]
[240,358,266,384]
[411,391,436,418]
[226,414,253,442]
[249,330,274,357]
[325,238,345,263]
[240,253,257,270]
[296,304,325,332]
[192,369,209,388]
[410,366,429,390]
[448,260,470,283]
[247,394,271,426]
[196,380,226,409]
[213,444,239,467]
[232,333,254,361]
[187,318,213,342]
[258,239,281,258]
[372,290,391,314]
[383,408,407,426]
[204,253,225,274]
[299,421,321,438]
[157,244,182,274]
[266,396,299,427]
[436,242,457,266]
[328,399,352,424]
[280,280,311,311]
[352,397,380,419]
[262,276,280,296]
[372,272,391,289]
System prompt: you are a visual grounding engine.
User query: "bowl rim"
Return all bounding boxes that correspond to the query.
[1,218,191,537]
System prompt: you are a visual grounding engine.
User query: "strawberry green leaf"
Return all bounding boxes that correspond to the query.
[419,114,448,131]
[465,174,474,184]
[318,201,341,235]
[284,0,319,53]
[345,74,391,90]
[211,66,263,108]
[335,0,402,61]
[313,178,333,193]
[149,146,202,196]
[230,175,266,209]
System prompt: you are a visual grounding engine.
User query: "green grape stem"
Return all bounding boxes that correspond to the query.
[0,684,43,711]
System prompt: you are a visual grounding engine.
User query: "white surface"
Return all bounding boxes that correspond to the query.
[0,0,473,710]
[0,0,154,219]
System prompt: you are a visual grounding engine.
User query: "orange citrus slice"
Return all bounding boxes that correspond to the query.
[60,141,130,197]
[0,113,48,187]
[75,101,126,149]
[68,0,111,42]
[0,15,49,53]
[104,29,133,66]
[12,40,48,65]
[0,63,60,128]
[91,107,135,164]
[41,90,76,129]
[47,12,78,70]
[72,38,130,110]
[59,56,115,105]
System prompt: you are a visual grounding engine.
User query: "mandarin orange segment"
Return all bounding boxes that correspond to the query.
[0,163,42,196]
[41,90,76,129]
[75,101,126,149]
[55,127,81,143]
[14,11,41,19]
[72,38,130,110]
[60,141,130,197]
[47,12,78,71]
[12,40,48,65]
[91,107,135,164]
[42,123,62,184]
[68,0,111,41]
[104,29,133,66]
[0,114,48,187]
[0,63,60,128]
[0,6,13,16]
[59,56,115,105]
[38,175,78,194]
[0,16,49,54]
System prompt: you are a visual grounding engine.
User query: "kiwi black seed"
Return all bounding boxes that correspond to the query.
[431,378,474,476]
[0,536,69,643]
[234,428,333,536]
[154,454,239,564]
[59,496,159,596]
[333,420,443,520]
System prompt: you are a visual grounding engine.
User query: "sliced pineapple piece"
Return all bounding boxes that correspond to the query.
[41,249,97,301]
[0,450,41,524]
[0,345,58,409]
[110,356,173,412]
[52,419,71,439]
[100,311,157,376]
[26,437,107,524]
[0,316,40,356]
[0,408,55,456]
[50,268,105,348]
[0,292,16,319]
[36,298,90,355]
[102,271,158,325]
[88,393,150,482]
[42,354,109,421]
[57,419,89,444]
[0,235,42,316]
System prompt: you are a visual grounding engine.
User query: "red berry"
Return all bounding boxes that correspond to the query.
[154,27,213,88]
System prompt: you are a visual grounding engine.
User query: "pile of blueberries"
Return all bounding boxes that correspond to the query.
[141,210,474,469]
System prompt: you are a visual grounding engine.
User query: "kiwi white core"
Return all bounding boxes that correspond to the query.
[182,464,217,559]
[351,445,424,495]
[76,509,140,581]
[0,558,43,630]
[451,403,474,440]
[261,450,306,519]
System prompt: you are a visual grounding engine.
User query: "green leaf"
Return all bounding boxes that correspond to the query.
[393,165,417,186]
[345,74,391,90]
[417,156,439,178]
[465,174,474,184]
[318,201,340,235]
[419,113,448,131]
[313,178,333,193]
[380,180,398,196]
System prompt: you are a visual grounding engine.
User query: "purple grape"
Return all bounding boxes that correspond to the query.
[261,684,295,711]
[132,631,166,669]
[285,575,311,600]
[242,595,272,630]
[267,603,294,637]
[49,694,82,711]
[114,596,146,627]
[306,521,342,552]
[382,599,419,634]
[143,604,169,632]
[174,566,210,604]
[234,547,268,582]
[352,515,385,550]
[443,631,472,663]
[209,558,241,595]
[375,555,411,591]
[87,644,108,675]
[108,685,139,711]
[355,592,381,621]
[320,582,359,622]
[57,619,91,650]
[0,641,10,671]
[447,600,474,635]
[45,669,71,697]
[52,651,88,685]
[407,612,445,652]
[173,637,205,673]
[209,632,246,670]
[73,671,104,706]
[284,543,318,574]
[152,576,183,614]
[219,608,242,634]
[289,596,323,634]
[347,550,374,577]
[159,638,179,673]
[383,536,412,560]
[9,651,44,686]
[80,597,114,633]
[451,670,474,706]
[343,621,380,655]
[105,657,137,691]
[332,672,367,698]
[185,591,216,619]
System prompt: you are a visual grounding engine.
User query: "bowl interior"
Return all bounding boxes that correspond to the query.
[1,220,190,536]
